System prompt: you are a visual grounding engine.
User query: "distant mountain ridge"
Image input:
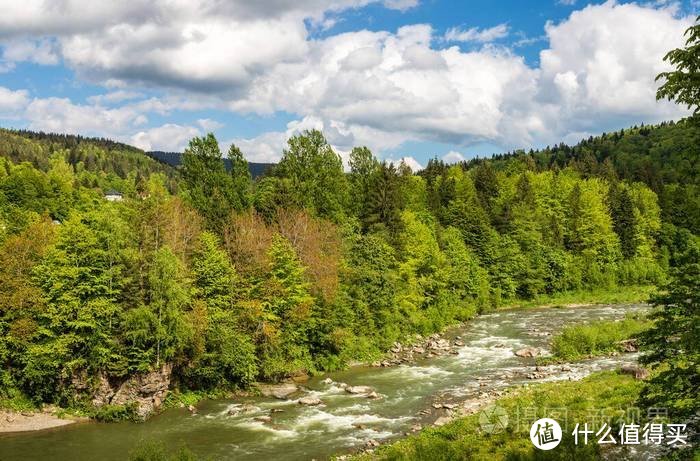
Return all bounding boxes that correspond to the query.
[147,151,273,178]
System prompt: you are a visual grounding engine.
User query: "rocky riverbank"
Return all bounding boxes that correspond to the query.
[0,408,86,433]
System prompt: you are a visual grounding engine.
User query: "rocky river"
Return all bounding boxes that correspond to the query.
[0,303,649,461]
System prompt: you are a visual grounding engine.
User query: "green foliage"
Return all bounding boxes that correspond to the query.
[550,315,651,362]
[274,129,350,220]
[0,122,692,415]
[656,16,700,114]
[181,134,248,230]
[92,403,138,422]
[639,245,700,418]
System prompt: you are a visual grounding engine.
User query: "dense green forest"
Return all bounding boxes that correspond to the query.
[0,119,697,416]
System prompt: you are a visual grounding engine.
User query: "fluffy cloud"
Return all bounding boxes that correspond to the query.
[0,0,693,156]
[443,24,509,43]
[0,87,30,115]
[2,38,59,65]
[538,1,691,133]
[23,97,148,137]
[197,118,224,131]
[387,156,423,171]
[132,124,201,152]
[442,151,465,163]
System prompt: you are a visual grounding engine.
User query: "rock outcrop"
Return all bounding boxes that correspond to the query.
[91,363,172,420]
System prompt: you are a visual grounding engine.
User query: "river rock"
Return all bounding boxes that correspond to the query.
[321,378,333,385]
[366,391,380,399]
[298,396,323,406]
[412,346,425,354]
[453,339,465,347]
[619,339,638,352]
[257,382,298,399]
[346,385,374,395]
[255,415,272,423]
[514,347,540,358]
[434,416,452,426]
[365,439,380,448]
[620,365,649,380]
[390,342,403,353]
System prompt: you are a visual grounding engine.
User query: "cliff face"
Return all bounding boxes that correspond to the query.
[90,364,173,420]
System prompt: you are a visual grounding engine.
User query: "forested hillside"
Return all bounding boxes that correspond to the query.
[146,150,273,178]
[0,123,696,419]
[458,119,699,233]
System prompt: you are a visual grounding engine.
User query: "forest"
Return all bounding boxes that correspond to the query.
[0,116,697,419]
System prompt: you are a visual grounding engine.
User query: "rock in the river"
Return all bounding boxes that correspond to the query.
[257,382,298,399]
[187,404,197,414]
[412,346,425,354]
[514,347,541,358]
[453,339,465,347]
[254,415,272,423]
[298,396,323,406]
[321,377,333,385]
[366,391,380,399]
[345,385,374,395]
[620,365,649,380]
[365,439,380,448]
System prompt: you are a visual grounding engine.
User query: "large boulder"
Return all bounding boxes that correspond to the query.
[298,396,323,406]
[257,382,299,400]
[345,385,374,395]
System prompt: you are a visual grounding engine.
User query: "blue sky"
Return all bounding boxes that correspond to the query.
[0,0,696,168]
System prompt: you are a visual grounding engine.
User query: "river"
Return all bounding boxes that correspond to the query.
[0,303,648,461]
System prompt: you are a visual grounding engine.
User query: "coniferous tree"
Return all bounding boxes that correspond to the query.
[639,246,700,418]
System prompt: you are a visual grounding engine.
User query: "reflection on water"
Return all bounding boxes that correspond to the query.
[0,304,648,461]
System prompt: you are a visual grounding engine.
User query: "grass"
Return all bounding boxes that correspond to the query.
[0,388,39,412]
[548,314,652,362]
[502,285,656,310]
[348,371,645,461]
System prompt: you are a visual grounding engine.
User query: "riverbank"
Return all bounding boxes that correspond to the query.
[0,409,85,433]
[501,284,656,310]
[346,370,648,460]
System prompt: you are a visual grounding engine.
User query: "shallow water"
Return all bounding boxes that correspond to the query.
[0,303,648,461]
